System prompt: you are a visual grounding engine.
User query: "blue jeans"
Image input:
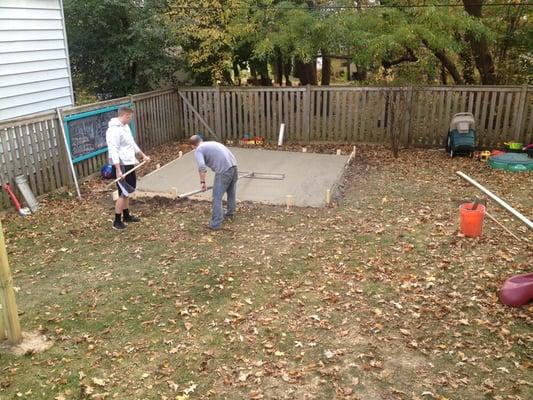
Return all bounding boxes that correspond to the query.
[210,166,238,228]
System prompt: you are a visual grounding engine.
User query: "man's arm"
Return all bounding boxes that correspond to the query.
[106,127,122,178]
[195,150,208,190]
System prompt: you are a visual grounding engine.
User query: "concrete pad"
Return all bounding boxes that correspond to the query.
[137,148,350,207]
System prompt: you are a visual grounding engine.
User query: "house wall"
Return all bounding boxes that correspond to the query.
[0,0,74,121]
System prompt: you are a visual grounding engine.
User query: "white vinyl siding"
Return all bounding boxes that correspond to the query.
[0,0,74,121]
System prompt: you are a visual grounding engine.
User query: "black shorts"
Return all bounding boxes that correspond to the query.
[112,165,137,197]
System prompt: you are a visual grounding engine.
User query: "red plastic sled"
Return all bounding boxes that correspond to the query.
[499,273,533,307]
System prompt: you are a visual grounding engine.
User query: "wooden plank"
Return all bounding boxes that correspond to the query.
[264,91,271,141]
[12,126,31,191]
[277,91,283,141]
[478,91,490,145]
[35,120,53,192]
[501,92,513,144]
[512,85,528,141]
[273,90,278,141]
[467,91,475,113]
[494,90,506,145]
[525,100,533,144]
[436,89,446,140]
[238,91,245,139]
[232,91,239,140]
[23,123,43,195]
[473,90,482,122]
[182,90,190,138]
[253,90,259,138]
[290,91,297,141]
[283,90,289,142]
[188,91,196,137]
[360,90,368,143]
[0,128,16,183]
[223,92,230,141]
[428,91,439,146]
[42,119,60,189]
[303,86,310,143]
[487,90,498,144]
[338,90,346,142]
[352,91,360,142]
[321,90,328,141]
[460,90,467,113]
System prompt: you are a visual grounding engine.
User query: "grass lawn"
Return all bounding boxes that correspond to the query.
[0,143,531,400]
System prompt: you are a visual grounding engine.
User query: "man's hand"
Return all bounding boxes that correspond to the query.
[143,155,151,162]
[115,165,123,179]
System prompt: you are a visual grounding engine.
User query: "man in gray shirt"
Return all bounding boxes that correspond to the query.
[190,135,238,230]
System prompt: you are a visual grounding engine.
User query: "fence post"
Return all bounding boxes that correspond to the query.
[0,218,22,344]
[513,84,528,141]
[55,112,75,190]
[403,86,414,148]
[403,86,413,148]
[303,85,311,143]
[0,302,5,340]
[214,86,223,142]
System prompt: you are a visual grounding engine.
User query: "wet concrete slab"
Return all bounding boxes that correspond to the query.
[137,147,351,207]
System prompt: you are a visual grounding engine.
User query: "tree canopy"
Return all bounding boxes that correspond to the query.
[64,0,531,97]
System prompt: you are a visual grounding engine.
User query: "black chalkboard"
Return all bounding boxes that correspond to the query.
[63,103,133,163]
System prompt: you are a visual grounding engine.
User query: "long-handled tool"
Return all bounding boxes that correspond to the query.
[106,160,147,187]
[3,183,31,217]
[177,171,285,199]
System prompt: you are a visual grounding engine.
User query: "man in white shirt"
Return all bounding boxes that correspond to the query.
[106,107,150,230]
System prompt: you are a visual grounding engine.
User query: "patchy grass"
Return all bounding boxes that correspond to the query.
[1,144,531,400]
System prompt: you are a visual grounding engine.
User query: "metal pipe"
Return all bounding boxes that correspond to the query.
[56,108,81,198]
[456,171,533,230]
[178,172,254,198]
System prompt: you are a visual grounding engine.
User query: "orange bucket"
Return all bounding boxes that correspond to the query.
[459,203,486,237]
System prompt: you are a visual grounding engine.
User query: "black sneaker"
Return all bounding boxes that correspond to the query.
[113,220,127,230]
[124,215,141,223]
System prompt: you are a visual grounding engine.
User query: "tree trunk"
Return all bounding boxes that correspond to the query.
[274,49,283,85]
[233,62,241,86]
[258,60,272,86]
[352,65,367,81]
[283,60,292,86]
[295,58,317,85]
[462,0,498,84]
[423,40,464,84]
[460,46,476,84]
[440,64,448,85]
[321,55,331,86]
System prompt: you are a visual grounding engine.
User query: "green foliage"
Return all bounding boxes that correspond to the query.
[64,0,178,100]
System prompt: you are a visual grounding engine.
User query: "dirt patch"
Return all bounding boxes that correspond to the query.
[0,331,53,356]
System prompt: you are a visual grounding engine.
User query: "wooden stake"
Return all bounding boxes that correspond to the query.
[336,149,341,155]
[286,195,293,210]
[326,189,331,205]
[0,303,6,340]
[0,219,22,344]
[485,211,523,242]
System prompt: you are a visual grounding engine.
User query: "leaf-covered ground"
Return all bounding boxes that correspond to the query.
[1,143,531,400]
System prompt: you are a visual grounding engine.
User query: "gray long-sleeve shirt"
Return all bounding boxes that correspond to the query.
[194,141,237,174]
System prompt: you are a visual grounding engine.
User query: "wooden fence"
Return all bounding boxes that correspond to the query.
[0,89,180,208]
[177,85,532,148]
[0,85,531,208]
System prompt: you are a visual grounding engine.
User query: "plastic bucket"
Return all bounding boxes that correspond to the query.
[459,203,485,237]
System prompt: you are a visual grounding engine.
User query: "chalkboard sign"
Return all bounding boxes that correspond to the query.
[63,103,135,163]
